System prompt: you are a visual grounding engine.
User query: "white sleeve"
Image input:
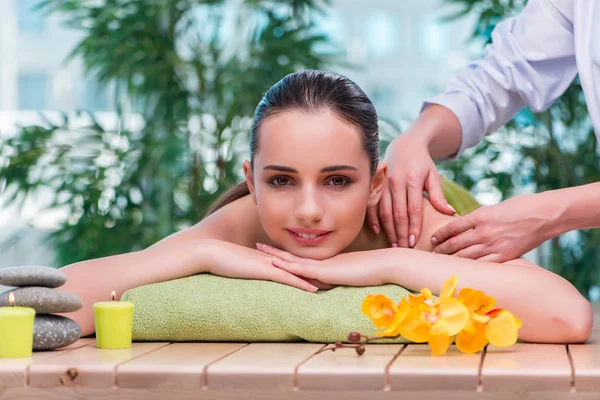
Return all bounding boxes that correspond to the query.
[424,0,577,158]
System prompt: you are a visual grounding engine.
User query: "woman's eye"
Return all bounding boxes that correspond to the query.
[269,176,292,187]
[327,176,351,187]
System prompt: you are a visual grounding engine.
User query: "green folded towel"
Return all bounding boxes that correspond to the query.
[122,179,480,343]
[122,274,411,343]
[441,177,481,216]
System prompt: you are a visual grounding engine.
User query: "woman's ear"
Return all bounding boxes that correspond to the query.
[368,162,388,207]
[242,160,257,204]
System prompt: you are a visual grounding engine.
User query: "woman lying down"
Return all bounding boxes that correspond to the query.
[60,70,593,343]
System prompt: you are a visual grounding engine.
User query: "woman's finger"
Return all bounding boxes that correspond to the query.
[272,257,309,275]
[269,262,318,292]
[256,243,297,262]
[433,230,480,255]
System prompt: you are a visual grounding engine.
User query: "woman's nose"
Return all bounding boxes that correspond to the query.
[294,187,324,222]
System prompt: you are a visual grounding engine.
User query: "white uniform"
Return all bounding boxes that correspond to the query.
[425,0,600,157]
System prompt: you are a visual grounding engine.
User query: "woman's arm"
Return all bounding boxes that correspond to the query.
[59,195,304,337]
[270,197,592,343]
[332,247,592,343]
[405,197,592,343]
[59,240,214,337]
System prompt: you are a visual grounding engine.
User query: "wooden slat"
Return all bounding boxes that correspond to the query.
[0,387,561,400]
[116,342,247,389]
[296,344,402,390]
[569,329,600,391]
[207,343,323,390]
[388,344,481,390]
[0,338,94,388]
[481,343,571,391]
[28,342,167,388]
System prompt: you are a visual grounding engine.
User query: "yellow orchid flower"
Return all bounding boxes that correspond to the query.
[454,288,522,353]
[397,278,469,355]
[457,288,496,333]
[360,276,519,356]
[361,294,398,329]
[364,277,469,355]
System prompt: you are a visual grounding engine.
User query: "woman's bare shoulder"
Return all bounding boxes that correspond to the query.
[413,197,457,252]
[148,195,271,250]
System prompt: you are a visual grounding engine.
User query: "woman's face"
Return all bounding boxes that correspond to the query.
[244,109,386,260]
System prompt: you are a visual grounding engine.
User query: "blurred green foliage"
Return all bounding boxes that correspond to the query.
[438,0,600,298]
[0,0,339,266]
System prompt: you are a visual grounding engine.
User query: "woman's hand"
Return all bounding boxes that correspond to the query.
[207,240,319,292]
[257,243,388,287]
[431,194,554,262]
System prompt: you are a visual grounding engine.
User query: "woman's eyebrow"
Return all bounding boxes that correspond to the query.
[263,165,358,173]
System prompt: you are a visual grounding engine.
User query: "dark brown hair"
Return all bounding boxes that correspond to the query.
[204,70,379,217]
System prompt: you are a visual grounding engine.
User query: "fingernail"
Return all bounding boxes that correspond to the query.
[309,285,318,292]
[272,257,282,264]
[409,235,415,248]
[431,237,438,245]
[256,243,264,249]
[447,203,456,214]
[392,243,398,248]
[372,225,380,235]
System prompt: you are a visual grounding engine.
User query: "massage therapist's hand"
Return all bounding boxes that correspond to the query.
[367,132,455,249]
[257,243,387,287]
[207,240,319,292]
[431,194,552,262]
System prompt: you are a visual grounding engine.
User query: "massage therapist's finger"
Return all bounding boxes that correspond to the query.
[256,243,298,262]
[270,261,318,292]
[366,204,381,235]
[390,177,409,248]
[431,215,475,247]
[378,185,399,247]
[452,244,491,260]
[425,169,455,216]
[477,253,502,263]
[406,178,424,248]
[433,230,480,255]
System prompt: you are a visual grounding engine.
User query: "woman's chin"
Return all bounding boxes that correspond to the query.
[288,245,339,261]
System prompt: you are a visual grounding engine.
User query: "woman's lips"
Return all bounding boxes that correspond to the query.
[287,229,332,245]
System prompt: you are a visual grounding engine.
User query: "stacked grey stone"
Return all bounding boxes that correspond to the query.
[0,266,82,350]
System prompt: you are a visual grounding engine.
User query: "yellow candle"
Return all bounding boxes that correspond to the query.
[0,292,35,358]
[93,291,134,349]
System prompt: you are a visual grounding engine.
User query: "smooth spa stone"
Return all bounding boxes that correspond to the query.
[33,315,82,350]
[0,266,66,288]
[0,287,82,314]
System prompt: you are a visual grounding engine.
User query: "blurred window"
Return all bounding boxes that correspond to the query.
[18,74,48,110]
[366,11,397,60]
[420,18,447,59]
[17,0,46,34]
[85,79,111,112]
